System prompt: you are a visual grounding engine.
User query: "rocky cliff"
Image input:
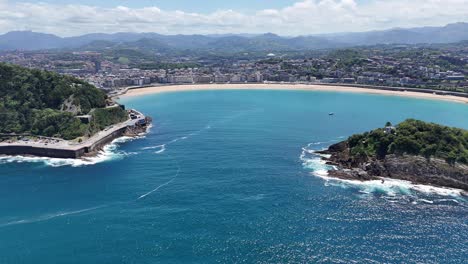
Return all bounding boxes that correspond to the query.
[318,141,468,191]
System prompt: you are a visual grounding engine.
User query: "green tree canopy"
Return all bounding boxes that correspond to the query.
[347,119,468,165]
[0,63,127,140]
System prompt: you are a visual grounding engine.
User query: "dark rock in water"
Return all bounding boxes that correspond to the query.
[380,155,468,190]
[328,168,379,181]
[124,116,152,136]
[318,141,348,154]
[322,141,468,191]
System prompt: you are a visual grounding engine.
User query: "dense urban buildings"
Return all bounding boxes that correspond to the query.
[1,43,467,93]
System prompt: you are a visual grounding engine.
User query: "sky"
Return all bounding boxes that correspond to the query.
[0,0,467,36]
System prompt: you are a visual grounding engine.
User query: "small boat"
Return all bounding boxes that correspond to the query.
[329,112,335,116]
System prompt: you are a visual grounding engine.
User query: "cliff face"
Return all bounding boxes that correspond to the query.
[319,141,468,191]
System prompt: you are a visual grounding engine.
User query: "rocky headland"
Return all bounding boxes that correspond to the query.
[0,63,151,159]
[317,119,468,192]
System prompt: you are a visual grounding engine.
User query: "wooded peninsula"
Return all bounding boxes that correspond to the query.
[0,63,128,140]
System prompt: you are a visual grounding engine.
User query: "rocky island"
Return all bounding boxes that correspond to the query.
[0,63,151,158]
[318,119,468,192]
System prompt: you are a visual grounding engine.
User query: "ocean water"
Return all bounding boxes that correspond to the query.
[0,89,467,263]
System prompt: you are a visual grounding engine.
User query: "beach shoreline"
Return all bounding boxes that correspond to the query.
[119,83,468,104]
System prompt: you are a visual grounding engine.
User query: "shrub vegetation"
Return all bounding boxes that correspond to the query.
[0,63,128,140]
[348,119,468,165]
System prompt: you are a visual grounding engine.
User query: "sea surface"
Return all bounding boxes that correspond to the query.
[0,90,467,263]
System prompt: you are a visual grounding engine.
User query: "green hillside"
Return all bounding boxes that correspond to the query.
[0,63,127,140]
[347,119,468,165]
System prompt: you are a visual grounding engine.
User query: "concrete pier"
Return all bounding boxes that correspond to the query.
[0,111,149,159]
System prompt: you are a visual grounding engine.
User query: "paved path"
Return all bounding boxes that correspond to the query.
[0,113,145,151]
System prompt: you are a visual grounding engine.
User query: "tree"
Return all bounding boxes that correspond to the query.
[446,151,457,165]
[0,63,126,140]
[346,119,468,165]
[421,144,437,160]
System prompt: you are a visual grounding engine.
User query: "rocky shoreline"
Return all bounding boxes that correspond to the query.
[81,117,152,158]
[317,141,468,193]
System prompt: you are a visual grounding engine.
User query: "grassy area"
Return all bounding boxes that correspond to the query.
[117,57,130,64]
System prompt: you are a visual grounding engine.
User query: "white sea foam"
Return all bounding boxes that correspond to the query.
[300,143,335,177]
[312,170,465,198]
[300,141,466,199]
[144,123,153,134]
[418,199,434,204]
[0,136,136,167]
[142,144,165,151]
[436,199,461,205]
[308,140,339,146]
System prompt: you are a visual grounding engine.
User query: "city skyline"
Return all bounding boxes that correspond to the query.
[0,0,467,36]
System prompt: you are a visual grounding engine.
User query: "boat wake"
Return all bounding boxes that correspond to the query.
[300,141,466,200]
[142,108,260,154]
[142,144,167,154]
[142,124,212,154]
[154,145,166,154]
[138,164,181,200]
[0,137,138,167]
[0,205,106,228]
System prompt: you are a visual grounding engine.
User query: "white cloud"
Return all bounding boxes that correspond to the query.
[0,0,467,36]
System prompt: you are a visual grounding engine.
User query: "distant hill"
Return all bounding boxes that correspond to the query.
[321,22,468,45]
[0,22,467,52]
[202,33,344,52]
[0,63,127,140]
[0,31,63,50]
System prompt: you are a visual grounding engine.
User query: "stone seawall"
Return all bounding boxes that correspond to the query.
[0,145,83,159]
[0,126,129,159]
[85,126,128,156]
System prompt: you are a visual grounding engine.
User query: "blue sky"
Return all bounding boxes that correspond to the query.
[0,0,466,36]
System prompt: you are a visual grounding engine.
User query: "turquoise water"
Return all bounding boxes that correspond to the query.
[0,90,467,263]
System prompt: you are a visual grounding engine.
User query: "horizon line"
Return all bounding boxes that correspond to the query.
[2,21,466,38]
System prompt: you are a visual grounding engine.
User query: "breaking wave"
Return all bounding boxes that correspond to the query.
[0,136,138,168]
[300,141,466,200]
[300,142,336,177]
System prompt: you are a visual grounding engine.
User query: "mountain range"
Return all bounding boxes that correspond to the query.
[0,22,467,52]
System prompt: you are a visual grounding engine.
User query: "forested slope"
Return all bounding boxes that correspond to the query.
[0,63,127,139]
[347,119,468,165]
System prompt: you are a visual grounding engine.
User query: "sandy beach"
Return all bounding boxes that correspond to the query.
[120,83,468,104]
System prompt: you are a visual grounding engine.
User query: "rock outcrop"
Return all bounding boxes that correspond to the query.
[124,116,152,137]
[318,141,468,191]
